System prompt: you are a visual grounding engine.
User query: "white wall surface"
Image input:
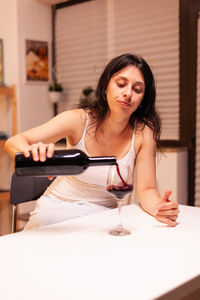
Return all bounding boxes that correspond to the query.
[130,149,188,206]
[0,0,52,189]
[17,0,53,132]
[156,149,188,205]
[0,0,53,134]
[0,0,18,85]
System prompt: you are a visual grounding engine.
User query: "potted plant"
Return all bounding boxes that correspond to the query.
[48,81,63,103]
[79,86,94,106]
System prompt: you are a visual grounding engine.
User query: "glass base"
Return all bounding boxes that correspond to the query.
[109,225,131,236]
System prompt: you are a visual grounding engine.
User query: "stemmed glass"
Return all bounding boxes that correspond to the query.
[107,163,134,236]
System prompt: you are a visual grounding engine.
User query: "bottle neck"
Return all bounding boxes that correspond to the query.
[88,156,116,166]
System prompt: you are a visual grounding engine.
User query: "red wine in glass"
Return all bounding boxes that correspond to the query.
[107,163,133,236]
[107,184,133,200]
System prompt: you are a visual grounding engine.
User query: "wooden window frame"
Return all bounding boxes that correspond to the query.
[179,0,200,205]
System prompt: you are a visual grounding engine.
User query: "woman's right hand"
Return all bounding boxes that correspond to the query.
[23,142,55,162]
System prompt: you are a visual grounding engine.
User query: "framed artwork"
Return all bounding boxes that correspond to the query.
[0,39,4,85]
[25,39,49,82]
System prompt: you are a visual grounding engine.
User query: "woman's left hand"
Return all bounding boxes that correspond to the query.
[155,190,179,227]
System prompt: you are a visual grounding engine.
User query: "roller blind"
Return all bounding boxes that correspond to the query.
[195,15,200,207]
[112,0,179,140]
[55,0,179,140]
[55,0,107,113]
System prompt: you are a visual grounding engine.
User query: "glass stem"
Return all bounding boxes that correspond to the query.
[117,201,123,230]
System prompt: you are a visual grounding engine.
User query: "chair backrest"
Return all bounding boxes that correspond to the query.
[10,174,55,205]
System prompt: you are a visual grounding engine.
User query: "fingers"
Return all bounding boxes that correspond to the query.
[158,201,178,210]
[156,215,177,227]
[23,143,55,161]
[155,193,179,227]
[47,143,55,158]
[156,208,179,216]
[31,144,40,161]
[23,146,32,158]
[159,190,172,203]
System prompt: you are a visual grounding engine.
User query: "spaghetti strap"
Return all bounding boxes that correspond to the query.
[82,110,89,140]
[131,131,135,149]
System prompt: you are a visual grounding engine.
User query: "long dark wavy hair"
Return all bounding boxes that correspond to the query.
[78,53,161,147]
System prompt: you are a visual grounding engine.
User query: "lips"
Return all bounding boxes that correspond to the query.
[117,100,131,107]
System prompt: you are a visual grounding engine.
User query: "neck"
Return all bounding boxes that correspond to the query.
[101,112,131,137]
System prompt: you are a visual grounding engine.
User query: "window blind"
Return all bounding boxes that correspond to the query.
[55,0,107,113]
[112,0,179,140]
[55,0,179,140]
[195,15,200,207]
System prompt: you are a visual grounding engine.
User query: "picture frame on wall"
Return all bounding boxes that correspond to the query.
[25,39,49,82]
[0,39,4,85]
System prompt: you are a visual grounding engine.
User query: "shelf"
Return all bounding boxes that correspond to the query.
[0,85,17,137]
[0,85,16,235]
[0,140,7,147]
[0,86,13,97]
[0,191,10,201]
[0,85,17,195]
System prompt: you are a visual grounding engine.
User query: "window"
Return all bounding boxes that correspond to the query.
[55,0,180,140]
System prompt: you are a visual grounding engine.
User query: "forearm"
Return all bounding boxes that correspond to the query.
[4,134,30,159]
[134,127,179,226]
[137,188,161,217]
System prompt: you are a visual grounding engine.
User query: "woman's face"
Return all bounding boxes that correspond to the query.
[106,65,145,116]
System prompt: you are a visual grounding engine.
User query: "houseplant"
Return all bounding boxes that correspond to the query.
[48,81,63,103]
[79,86,94,106]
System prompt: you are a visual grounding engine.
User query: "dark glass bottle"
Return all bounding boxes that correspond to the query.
[15,149,116,176]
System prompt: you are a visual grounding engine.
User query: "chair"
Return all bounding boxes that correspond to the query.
[10,174,55,233]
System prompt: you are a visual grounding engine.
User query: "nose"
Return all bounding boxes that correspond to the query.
[123,86,132,100]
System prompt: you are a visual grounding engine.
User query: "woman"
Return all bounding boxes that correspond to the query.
[5,53,179,229]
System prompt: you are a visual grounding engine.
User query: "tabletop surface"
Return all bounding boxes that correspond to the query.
[0,204,200,300]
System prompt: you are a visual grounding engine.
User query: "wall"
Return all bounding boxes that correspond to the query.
[156,149,188,205]
[130,149,188,206]
[0,0,52,192]
[17,0,53,132]
[0,0,53,134]
[0,0,18,85]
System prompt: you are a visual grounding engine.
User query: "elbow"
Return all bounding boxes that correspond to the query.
[4,138,10,154]
[4,138,13,158]
[4,135,18,159]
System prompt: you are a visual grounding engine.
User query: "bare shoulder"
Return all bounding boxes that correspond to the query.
[50,108,86,131]
[56,108,86,123]
[134,124,156,157]
[56,108,87,141]
[21,108,87,144]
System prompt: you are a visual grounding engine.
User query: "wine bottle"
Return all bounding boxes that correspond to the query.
[15,149,116,176]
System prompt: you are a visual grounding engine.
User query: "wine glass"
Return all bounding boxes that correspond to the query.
[107,163,134,236]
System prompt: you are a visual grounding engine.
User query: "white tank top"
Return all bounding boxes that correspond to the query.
[44,111,136,208]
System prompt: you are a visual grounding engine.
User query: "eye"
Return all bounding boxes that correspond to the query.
[133,87,143,94]
[117,82,125,88]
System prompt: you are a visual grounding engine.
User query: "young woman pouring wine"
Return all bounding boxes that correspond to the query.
[5,53,179,229]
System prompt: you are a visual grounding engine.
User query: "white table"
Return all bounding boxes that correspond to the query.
[0,204,200,300]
